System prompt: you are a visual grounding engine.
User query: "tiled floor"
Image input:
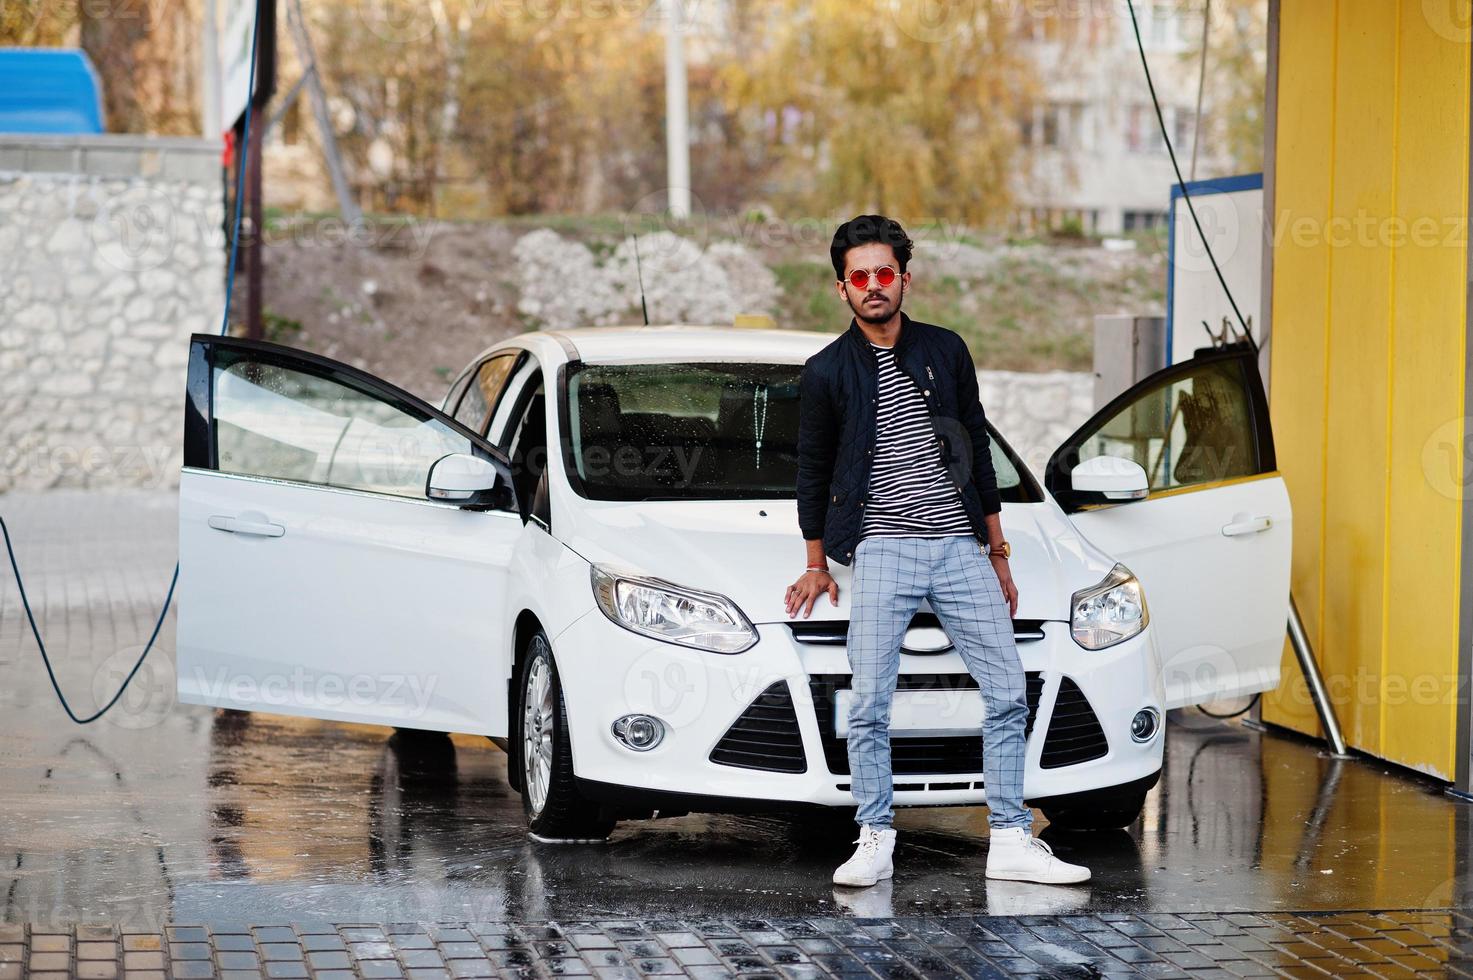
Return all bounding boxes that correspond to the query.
[2,912,1471,979]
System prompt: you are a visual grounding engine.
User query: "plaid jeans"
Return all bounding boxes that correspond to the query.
[845,533,1031,831]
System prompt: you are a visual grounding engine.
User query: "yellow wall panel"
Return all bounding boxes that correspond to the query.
[1322,0,1397,753]
[1264,0,1337,737]
[1382,3,1468,779]
[1267,0,1468,779]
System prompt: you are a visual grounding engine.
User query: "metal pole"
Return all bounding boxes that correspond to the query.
[285,0,363,229]
[1286,592,1351,757]
[663,0,691,220]
[1190,0,1212,181]
[246,110,264,341]
[202,0,221,138]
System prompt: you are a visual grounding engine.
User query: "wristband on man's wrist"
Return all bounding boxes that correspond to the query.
[805,564,828,573]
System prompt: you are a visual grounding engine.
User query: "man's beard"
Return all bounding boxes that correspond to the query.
[850,289,900,325]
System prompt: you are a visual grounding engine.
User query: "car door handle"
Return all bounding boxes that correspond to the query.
[1221,516,1272,537]
[208,515,285,537]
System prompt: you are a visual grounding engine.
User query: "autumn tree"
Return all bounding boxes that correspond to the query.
[1198,0,1268,173]
[724,0,1038,226]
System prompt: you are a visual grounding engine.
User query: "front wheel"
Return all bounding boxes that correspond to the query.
[518,630,615,841]
[1039,790,1146,831]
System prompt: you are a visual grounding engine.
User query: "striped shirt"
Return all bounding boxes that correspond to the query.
[860,342,974,539]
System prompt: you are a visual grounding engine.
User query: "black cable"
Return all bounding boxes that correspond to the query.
[2,0,262,723]
[1129,2,1261,720]
[1,517,179,724]
[1125,0,1257,352]
[1197,692,1261,719]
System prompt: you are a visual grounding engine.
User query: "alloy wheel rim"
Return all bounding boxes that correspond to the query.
[523,643,555,816]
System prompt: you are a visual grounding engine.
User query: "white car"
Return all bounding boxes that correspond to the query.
[175,325,1292,840]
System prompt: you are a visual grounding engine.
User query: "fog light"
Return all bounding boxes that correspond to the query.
[612,714,665,751]
[1131,708,1160,743]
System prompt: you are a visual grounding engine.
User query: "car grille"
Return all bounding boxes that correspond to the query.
[708,680,807,774]
[809,672,1108,776]
[1039,677,1110,769]
[708,674,1111,778]
[787,614,1047,647]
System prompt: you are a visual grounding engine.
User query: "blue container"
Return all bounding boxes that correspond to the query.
[0,48,105,134]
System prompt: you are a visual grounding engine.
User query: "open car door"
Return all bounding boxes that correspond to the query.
[1044,343,1291,708]
[176,334,523,735]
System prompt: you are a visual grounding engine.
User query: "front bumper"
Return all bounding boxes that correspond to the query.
[553,609,1165,811]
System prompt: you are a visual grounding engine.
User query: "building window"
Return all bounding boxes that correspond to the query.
[1174,108,1196,154]
[1021,102,1089,151]
[1127,105,1157,154]
[1127,104,1196,155]
[1133,0,1197,52]
[1123,210,1168,231]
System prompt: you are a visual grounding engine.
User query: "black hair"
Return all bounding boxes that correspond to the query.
[829,214,914,281]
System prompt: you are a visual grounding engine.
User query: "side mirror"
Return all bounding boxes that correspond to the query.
[426,453,503,506]
[1071,455,1149,501]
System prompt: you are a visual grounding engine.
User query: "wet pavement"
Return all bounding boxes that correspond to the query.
[2,491,1471,951]
[3,911,1473,979]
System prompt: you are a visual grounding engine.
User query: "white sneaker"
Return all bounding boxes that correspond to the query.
[832,824,897,887]
[985,827,1091,884]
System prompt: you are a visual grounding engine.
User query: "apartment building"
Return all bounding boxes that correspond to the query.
[1013,1,1233,235]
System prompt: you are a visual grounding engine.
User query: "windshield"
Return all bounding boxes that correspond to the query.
[562,361,1042,503]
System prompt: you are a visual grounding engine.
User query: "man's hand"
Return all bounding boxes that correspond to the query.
[990,555,1019,617]
[785,569,838,618]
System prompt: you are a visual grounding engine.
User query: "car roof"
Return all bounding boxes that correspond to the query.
[515,325,837,366]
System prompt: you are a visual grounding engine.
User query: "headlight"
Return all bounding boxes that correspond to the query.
[1070,563,1148,650]
[590,564,758,654]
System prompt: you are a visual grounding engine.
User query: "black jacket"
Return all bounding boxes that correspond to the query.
[796,312,1003,566]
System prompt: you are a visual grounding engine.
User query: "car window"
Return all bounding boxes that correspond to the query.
[487,355,540,448]
[453,353,519,436]
[1071,355,1261,492]
[563,361,1042,503]
[212,353,471,499]
[441,367,474,416]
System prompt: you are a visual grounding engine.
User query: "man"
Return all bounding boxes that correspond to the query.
[784,214,1089,889]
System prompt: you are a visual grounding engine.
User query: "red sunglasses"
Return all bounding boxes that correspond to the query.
[845,265,897,290]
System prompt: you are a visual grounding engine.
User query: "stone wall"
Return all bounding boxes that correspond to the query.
[0,136,224,492]
[979,368,1096,481]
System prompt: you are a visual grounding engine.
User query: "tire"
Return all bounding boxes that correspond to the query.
[1040,790,1147,831]
[517,630,615,841]
[391,726,452,744]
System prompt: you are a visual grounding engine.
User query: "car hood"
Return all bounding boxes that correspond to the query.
[559,498,1121,625]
